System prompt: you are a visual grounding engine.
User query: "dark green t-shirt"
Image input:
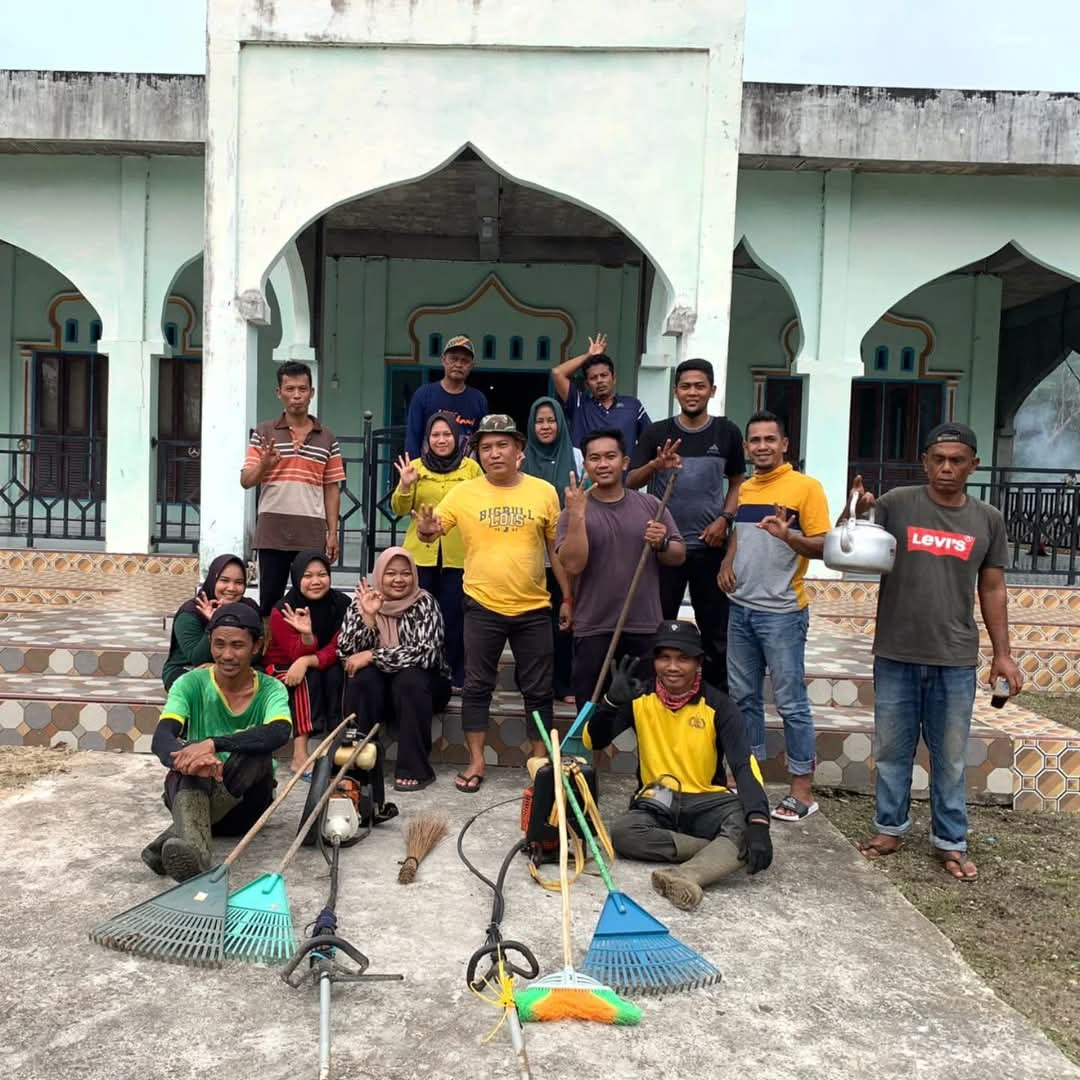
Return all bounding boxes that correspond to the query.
[161,667,291,760]
[872,486,1008,667]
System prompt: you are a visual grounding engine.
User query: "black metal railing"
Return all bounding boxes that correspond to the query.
[152,438,201,550]
[849,462,1080,583]
[335,414,406,573]
[0,432,107,544]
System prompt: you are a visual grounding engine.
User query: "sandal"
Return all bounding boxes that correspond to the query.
[455,772,485,794]
[937,849,978,882]
[771,794,819,822]
[394,776,436,793]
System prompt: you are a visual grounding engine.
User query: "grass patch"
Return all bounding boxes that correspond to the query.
[1022,691,1080,732]
[818,791,1080,1065]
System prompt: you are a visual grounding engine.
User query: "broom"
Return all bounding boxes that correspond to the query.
[397,814,449,884]
[89,715,353,968]
[534,714,720,997]
[561,473,677,757]
[514,729,641,1025]
[223,723,380,963]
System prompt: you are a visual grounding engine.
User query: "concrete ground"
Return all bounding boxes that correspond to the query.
[0,756,1076,1080]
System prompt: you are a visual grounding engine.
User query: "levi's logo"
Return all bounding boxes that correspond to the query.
[906,526,976,560]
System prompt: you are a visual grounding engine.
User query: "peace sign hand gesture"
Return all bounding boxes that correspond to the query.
[355,579,384,619]
[281,603,313,637]
[394,453,419,492]
[564,471,589,517]
[256,436,281,478]
[412,503,445,541]
[587,333,608,357]
[654,438,682,472]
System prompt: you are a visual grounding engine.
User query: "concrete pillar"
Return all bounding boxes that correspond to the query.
[966,273,1004,458]
[103,159,157,553]
[0,244,15,431]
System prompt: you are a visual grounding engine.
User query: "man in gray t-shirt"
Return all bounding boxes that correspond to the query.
[850,422,1023,883]
[557,428,686,710]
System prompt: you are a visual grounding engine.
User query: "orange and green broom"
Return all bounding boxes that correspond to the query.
[514,728,641,1026]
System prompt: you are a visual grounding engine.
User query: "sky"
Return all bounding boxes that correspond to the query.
[1,0,1080,91]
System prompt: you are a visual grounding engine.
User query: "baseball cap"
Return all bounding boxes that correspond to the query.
[443,335,475,357]
[651,620,704,657]
[472,413,526,446]
[209,601,263,635]
[923,422,977,453]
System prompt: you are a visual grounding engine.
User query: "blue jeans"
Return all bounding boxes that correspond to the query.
[727,603,815,776]
[872,657,975,851]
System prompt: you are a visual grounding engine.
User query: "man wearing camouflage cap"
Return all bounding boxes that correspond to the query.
[404,335,489,457]
[415,415,570,791]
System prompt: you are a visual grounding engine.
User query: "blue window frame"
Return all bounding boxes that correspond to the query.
[482,335,496,361]
[873,346,889,372]
[89,320,102,344]
[510,335,523,362]
[64,319,78,344]
[428,333,443,358]
[164,322,179,348]
[536,336,551,363]
[900,346,915,373]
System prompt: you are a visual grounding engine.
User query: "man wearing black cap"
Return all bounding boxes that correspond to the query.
[404,335,489,457]
[584,620,773,911]
[144,603,293,882]
[848,422,1023,882]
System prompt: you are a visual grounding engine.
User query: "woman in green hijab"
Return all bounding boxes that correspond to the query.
[522,396,583,701]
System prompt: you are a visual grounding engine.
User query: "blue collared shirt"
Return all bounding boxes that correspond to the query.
[561,387,650,453]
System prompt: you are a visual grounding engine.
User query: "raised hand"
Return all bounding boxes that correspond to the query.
[412,503,445,541]
[394,453,419,491]
[193,590,218,621]
[355,579,384,619]
[757,505,794,542]
[587,333,608,356]
[281,603,313,637]
[605,654,644,708]
[564,471,589,516]
[654,438,682,472]
[257,436,281,477]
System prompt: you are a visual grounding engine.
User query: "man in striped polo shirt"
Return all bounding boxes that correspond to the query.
[241,362,347,615]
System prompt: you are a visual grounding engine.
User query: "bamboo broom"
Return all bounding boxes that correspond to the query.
[397,813,450,884]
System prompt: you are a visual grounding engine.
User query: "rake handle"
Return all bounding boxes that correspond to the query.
[273,723,381,875]
[549,730,574,970]
[535,715,623,908]
[221,714,354,870]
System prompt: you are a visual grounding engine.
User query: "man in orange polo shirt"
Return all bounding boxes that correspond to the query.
[241,362,346,615]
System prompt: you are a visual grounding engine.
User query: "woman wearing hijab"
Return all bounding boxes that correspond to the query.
[263,550,350,776]
[390,410,482,689]
[522,396,583,702]
[338,546,450,792]
[162,554,251,690]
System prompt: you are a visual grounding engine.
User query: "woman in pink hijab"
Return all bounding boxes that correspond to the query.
[337,546,450,791]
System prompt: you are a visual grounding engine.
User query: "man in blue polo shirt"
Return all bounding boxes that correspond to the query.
[405,335,489,457]
[551,332,650,455]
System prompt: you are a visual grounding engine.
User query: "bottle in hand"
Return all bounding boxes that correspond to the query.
[990,677,1011,709]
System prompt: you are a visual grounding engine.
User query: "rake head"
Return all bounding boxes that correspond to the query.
[89,866,230,968]
[224,873,295,963]
[582,891,721,997]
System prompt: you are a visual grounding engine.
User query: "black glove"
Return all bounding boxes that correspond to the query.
[603,654,644,709]
[745,820,773,875]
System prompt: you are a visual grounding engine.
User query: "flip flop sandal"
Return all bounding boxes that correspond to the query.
[937,849,978,882]
[394,776,436,792]
[771,794,819,822]
[455,772,485,794]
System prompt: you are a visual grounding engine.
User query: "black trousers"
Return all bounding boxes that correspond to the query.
[546,567,574,700]
[343,665,451,782]
[292,663,344,736]
[418,564,465,687]
[163,752,274,836]
[462,597,552,739]
[571,631,655,713]
[258,548,299,616]
[658,546,729,692]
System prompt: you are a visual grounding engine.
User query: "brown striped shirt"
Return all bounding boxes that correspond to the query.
[245,414,346,551]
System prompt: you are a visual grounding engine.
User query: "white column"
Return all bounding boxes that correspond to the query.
[104,159,157,553]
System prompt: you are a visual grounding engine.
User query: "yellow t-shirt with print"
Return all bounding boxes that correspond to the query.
[434,473,560,616]
[390,457,483,569]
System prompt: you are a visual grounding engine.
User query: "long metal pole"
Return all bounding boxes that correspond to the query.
[318,971,332,1080]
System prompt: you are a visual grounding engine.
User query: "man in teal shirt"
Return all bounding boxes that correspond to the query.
[145,603,292,882]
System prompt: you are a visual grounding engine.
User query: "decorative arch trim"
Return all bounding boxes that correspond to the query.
[164,294,201,355]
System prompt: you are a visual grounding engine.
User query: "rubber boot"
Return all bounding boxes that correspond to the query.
[140,826,174,876]
[651,836,743,912]
[161,788,213,883]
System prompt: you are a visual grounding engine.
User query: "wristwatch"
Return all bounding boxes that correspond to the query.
[720,511,736,528]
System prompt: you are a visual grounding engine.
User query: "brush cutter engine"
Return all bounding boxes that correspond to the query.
[521,755,599,868]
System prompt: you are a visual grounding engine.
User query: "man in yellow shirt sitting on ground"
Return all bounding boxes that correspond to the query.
[585,620,773,911]
[415,414,571,792]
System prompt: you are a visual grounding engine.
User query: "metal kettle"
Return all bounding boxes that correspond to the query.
[823,492,897,575]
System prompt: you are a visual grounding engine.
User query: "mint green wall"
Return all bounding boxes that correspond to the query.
[315,258,641,437]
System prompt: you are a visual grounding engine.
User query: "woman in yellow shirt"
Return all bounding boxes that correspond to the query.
[391,411,482,688]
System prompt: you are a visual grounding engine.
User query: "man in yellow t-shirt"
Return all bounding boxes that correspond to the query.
[415,415,570,791]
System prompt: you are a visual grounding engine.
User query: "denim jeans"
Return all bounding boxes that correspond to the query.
[727,603,815,776]
[872,657,975,851]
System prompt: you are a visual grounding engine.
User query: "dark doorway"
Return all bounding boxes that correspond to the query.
[763,376,804,468]
[849,379,945,490]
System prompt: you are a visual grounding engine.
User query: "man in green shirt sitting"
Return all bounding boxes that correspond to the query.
[145,603,293,882]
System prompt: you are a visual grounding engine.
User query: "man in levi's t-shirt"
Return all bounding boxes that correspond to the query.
[847,422,1023,883]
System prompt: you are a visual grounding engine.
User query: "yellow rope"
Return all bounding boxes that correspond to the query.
[468,948,519,1044]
